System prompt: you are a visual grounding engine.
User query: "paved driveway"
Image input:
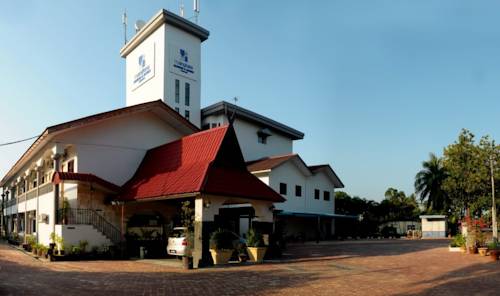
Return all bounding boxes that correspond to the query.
[0,239,499,296]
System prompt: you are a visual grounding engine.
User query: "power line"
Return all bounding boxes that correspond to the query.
[0,135,39,147]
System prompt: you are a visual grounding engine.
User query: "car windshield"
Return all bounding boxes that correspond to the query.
[171,229,185,238]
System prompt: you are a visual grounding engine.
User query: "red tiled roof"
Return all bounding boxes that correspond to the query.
[52,172,121,192]
[246,154,297,172]
[119,125,285,203]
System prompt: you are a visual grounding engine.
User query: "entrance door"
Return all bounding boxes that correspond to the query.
[239,217,249,238]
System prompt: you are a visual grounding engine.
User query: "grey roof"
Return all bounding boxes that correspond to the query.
[201,101,305,140]
[120,9,209,57]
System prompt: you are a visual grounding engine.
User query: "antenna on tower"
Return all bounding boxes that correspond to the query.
[122,9,128,45]
[193,0,200,23]
[180,0,185,17]
[229,96,239,123]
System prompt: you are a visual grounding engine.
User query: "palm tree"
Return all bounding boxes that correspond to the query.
[415,153,449,213]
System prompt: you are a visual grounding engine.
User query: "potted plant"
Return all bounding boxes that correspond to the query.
[466,229,478,254]
[246,228,267,263]
[236,241,248,263]
[32,243,39,255]
[25,234,36,252]
[449,234,465,252]
[488,241,499,261]
[209,229,234,265]
[477,231,488,256]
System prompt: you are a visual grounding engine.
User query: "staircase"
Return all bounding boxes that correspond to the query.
[57,208,123,245]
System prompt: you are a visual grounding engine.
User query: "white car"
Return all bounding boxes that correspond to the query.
[167,227,188,256]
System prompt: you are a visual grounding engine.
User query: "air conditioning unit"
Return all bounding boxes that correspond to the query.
[38,214,49,224]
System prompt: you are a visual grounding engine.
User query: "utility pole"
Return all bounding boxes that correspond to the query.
[491,155,497,242]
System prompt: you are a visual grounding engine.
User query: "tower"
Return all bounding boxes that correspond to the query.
[120,9,209,127]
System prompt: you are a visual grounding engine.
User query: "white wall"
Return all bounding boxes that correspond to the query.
[232,119,293,161]
[56,224,112,250]
[269,161,307,213]
[37,191,55,246]
[163,24,202,127]
[126,24,166,109]
[125,22,202,127]
[305,171,335,215]
[60,111,185,186]
[255,162,336,216]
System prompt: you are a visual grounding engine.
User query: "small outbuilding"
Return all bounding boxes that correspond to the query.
[420,215,447,238]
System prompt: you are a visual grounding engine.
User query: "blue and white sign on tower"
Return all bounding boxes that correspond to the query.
[169,44,196,80]
[132,44,155,90]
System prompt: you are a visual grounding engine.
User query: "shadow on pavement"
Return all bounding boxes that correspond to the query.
[396,260,500,296]
[283,239,450,261]
[0,253,319,296]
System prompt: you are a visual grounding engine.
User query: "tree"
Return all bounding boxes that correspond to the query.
[415,153,449,213]
[379,188,420,222]
[442,129,484,217]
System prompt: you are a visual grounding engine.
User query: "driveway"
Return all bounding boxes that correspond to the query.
[0,239,498,295]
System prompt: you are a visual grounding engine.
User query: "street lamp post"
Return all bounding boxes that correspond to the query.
[491,155,497,242]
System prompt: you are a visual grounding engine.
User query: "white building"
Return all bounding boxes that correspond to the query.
[201,101,304,161]
[0,9,282,268]
[1,7,345,266]
[201,102,345,239]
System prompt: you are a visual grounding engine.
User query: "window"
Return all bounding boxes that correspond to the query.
[314,189,320,200]
[67,160,74,173]
[258,134,267,144]
[41,175,45,184]
[211,123,218,128]
[32,219,36,233]
[175,107,180,113]
[279,183,287,195]
[175,79,180,103]
[184,110,190,120]
[185,82,190,106]
[324,191,331,201]
[295,185,302,197]
[257,128,271,144]
[202,124,210,130]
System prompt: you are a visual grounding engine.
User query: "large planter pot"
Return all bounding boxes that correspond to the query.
[490,249,499,261]
[247,247,267,263]
[478,247,488,256]
[209,249,233,265]
[448,246,461,252]
[182,256,193,270]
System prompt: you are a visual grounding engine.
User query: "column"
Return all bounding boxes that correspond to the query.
[193,195,222,268]
[52,153,62,233]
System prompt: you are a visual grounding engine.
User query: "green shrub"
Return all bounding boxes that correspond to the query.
[26,235,36,248]
[209,229,234,250]
[488,240,498,250]
[78,240,88,253]
[450,234,465,247]
[247,228,265,247]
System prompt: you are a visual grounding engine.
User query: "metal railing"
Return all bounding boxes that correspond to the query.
[57,208,123,244]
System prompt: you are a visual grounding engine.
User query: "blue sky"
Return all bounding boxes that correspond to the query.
[1,1,499,201]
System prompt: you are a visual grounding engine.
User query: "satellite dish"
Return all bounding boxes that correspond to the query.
[135,20,146,33]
